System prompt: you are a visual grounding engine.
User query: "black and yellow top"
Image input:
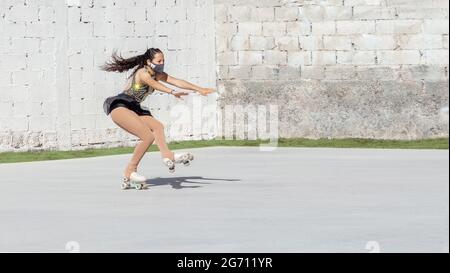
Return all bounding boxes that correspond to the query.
[122,70,155,103]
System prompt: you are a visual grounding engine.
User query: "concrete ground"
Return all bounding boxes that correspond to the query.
[0,146,448,253]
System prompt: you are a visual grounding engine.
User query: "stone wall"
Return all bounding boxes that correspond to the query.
[0,0,216,152]
[0,0,448,152]
[214,0,449,139]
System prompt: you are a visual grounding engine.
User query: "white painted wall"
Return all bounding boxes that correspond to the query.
[0,0,217,152]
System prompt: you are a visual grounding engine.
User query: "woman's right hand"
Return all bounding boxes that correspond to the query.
[173,91,189,99]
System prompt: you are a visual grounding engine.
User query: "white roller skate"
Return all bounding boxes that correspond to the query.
[174,152,194,167]
[162,152,194,173]
[121,171,147,190]
[162,157,175,173]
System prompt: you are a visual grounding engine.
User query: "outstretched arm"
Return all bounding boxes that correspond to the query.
[158,72,215,96]
[141,71,188,99]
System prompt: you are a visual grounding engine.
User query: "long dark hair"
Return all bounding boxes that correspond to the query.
[99,47,162,79]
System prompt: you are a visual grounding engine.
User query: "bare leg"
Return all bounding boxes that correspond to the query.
[138,115,174,161]
[110,107,155,179]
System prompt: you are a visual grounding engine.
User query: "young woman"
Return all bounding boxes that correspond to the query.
[100,48,215,189]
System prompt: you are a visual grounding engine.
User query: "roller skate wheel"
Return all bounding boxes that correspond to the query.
[121,182,130,190]
[134,183,144,190]
[183,160,190,167]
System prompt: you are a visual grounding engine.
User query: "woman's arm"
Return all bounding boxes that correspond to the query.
[141,71,174,94]
[141,71,188,99]
[163,74,215,96]
[171,78,202,92]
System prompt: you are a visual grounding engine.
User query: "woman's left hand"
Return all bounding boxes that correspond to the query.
[198,88,216,96]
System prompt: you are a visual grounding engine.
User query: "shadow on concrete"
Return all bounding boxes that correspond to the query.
[145,176,241,189]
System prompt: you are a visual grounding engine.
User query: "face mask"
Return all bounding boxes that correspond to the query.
[150,62,164,73]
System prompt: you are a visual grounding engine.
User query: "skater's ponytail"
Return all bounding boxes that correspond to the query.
[99,47,162,79]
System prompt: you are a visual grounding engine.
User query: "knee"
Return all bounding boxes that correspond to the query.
[140,131,154,143]
[152,120,164,132]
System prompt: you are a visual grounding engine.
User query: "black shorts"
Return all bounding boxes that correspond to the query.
[103,93,152,117]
